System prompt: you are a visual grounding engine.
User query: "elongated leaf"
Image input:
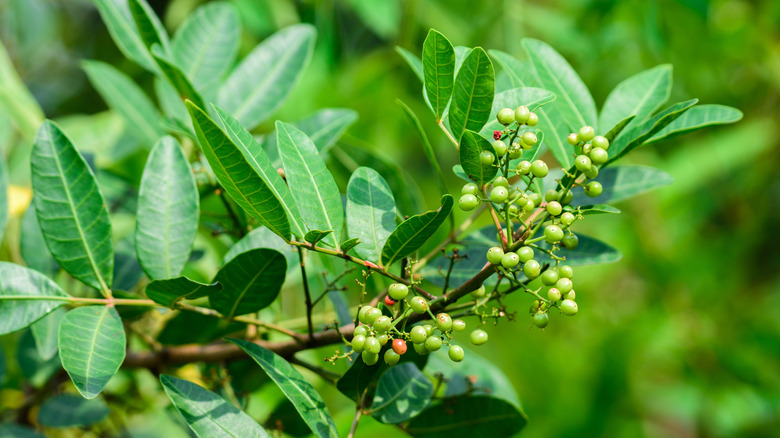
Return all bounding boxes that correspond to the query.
[370,362,433,424]
[381,195,453,267]
[422,29,456,121]
[0,263,69,335]
[0,41,44,142]
[82,60,163,147]
[404,396,527,437]
[32,121,113,292]
[31,307,66,360]
[459,130,497,185]
[0,151,6,243]
[135,136,199,279]
[171,2,240,93]
[145,276,221,308]
[347,167,396,263]
[448,47,495,142]
[479,87,556,139]
[0,424,44,438]
[188,102,292,240]
[38,394,109,427]
[152,46,205,109]
[128,0,169,54]
[21,204,58,278]
[228,339,339,438]
[647,104,743,143]
[211,248,286,319]
[59,306,126,399]
[578,204,621,215]
[155,78,188,124]
[218,24,316,129]
[161,375,269,438]
[604,115,636,143]
[488,50,538,91]
[572,165,674,206]
[224,227,297,269]
[598,64,672,134]
[91,0,156,71]
[395,46,423,82]
[304,230,333,246]
[426,348,521,407]
[533,234,621,266]
[277,121,343,248]
[397,100,448,196]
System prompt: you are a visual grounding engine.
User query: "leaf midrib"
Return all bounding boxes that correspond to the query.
[225,256,275,320]
[82,307,109,394]
[528,42,588,128]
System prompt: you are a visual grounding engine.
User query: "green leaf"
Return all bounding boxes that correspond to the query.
[21,204,59,278]
[171,2,240,93]
[38,394,109,427]
[340,237,361,254]
[145,276,222,308]
[426,348,521,407]
[135,136,199,279]
[90,0,156,71]
[128,0,169,54]
[572,165,674,206]
[31,307,66,361]
[604,115,636,143]
[488,49,538,90]
[152,45,205,110]
[211,248,286,319]
[381,195,453,267]
[598,64,672,134]
[18,330,61,387]
[459,129,497,185]
[155,78,189,125]
[522,38,597,131]
[448,47,494,142]
[304,230,334,247]
[479,87,556,139]
[369,362,433,424]
[187,102,293,241]
[0,263,69,335]
[218,24,316,129]
[534,234,621,266]
[647,104,743,143]
[422,29,456,121]
[0,40,44,142]
[82,60,163,147]
[224,227,297,269]
[0,343,5,383]
[228,339,339,438]
[161,375,270,438]
[395,46,423,82]
[336,346,429,403]
[397,99,448,197]
[31,121,114,292]
[346,167,397,263]
[578,204,621,215]
[0,424,45,438]
[277,121,344,248]
[404,396,527,437]
[59,306,126,399]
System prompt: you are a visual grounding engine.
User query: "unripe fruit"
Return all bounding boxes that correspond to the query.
[353,325,368,337]
[585,181,603,197]
[522,199,536,211]
[556,277,573,293]
[493,140,508,156]
[560,190,573,205]
[523,259,541,279]
[530,160,549,178]
[578,125,595,142]
[560,212,575,226]
[351,334,366,353]
[410,326,428,344]
[547,287,562,301]
[479,150,495,165]
[358,306,372,323]
[470,329,488,346]
[497,108,515,125]
[471,284,487,298]
[508,204,520,216]
[584,166,599,179]
[461,183,479,195]
[581,143,592,155]
[575,155,592,172]
[541,269,559,286]
[527,112,539,126]
[533,312,549,328]
[590,147,608,165]
[522,132,538,147]
[562,233,579,250]
[365,307,382,325]
[516,161,531,175]
[413,343,429,355]
[544,225,564,243]
[545,189,560,202]
[558,265,574,279]
[365,336,381,354]
[384,349,400,366]
[452,319,466,332]
[514,105,530,124]
[517,246,534,263]
[459,194,479,211]
[493,176,509,188]
[389,283,409,300]
[567,133,579,145]
[565,290,576,300]
[528,193,542,207]
[392,339,407,355]
[425,336,443,351]
[362,350,379,365]
[546,201,562,216]
[436,313,453,332]
[508,146,523,159]
[410,296,428,314]
[592,135,609,150]
[373,316,392,333]
[377,334,388,345]
[423,325,434,337]
[490,186,509,204]
[448,345,465,362]
[486,247,505,264]
[561,299,578,316]
[501,252,520,269]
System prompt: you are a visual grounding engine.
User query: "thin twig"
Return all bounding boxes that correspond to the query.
[438,120,459,149]
[298,247,315,341]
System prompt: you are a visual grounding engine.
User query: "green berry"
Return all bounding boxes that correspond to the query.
[545,189,560,202]
[527,112,539,126]
[501,252,520,269]
[558,265,574,279]
[560,190,573,205]
[561,299,578,316]
[364,336,381,354]
[497,108,515,125]
[373,316,392,333]
[493,176,509,188]
[358,306,372,323]
[508,146,523,159]
[592,135,609,150]
[584,166,599,179]
[514,106,530,124]
[567,133,579,145]
[377,334,389,345]
[575,155,592,172]
[452,319,466,332]
[470,329,488,346]
[490,186,509,203]
[413,343,429,355]
[410,326,428,344]
[578,126,595,142]
[436,313,453,332]
[530,160,549,178]
[493,140,508,156]
[546,201,562,216]
[565,290,576,300]
[425,336,443,351]
[523,259,541,279]
[560,212,575,226]
[423,324,435,337]
[365,307,382,325]
[410,296,428,314]
[389,283,409,300]
[486,247,505,264]
[351,334,366,353]
[517,246,534,263]
[541,269,559,286]
[459,194,480,211]
[522,198,536,212]
[392,339,407,354]
[461,183,479,196]
[362,350,379,365]
[589,147,608,165]
[353,325,368,337]
[479,150,495,166]
[556,278,573,294]
[471,284,487,298]
[448,345,465,362]
[544,225,564,243]
[581,143,592,155]
[585,181,603,197]
[528,193,542,207]
[508,204,520,216]
[532,312,549,328]
[516,160,531,175]
[384,349,400,366]
[547,287,562,301]
[562,233,579,250]
[522,132,538,147]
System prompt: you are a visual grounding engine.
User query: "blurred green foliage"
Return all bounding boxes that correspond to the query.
[0,0,778,437]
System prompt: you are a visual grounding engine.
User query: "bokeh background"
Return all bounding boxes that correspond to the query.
[1,0,779,437]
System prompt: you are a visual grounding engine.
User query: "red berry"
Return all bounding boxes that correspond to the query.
[384,295,396,306]
[392,338,407,355]
[493,130,501,140]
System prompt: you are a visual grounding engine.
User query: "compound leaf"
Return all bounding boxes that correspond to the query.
[647,104,743,143]
[599,64,672,134]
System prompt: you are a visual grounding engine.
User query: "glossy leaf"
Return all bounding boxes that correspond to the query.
[187,102,292,240]
[218,24,316,129]
[171,2,239,93]
[161,375,269,438]
[533,234,621,267]
[370,362,433,424]
[229,339,339,438]
[598,64,672,134]
[459,129,497,185]
[479,87,556,139]
[0,263,69,335]
[20,204,58,278]
[340,237,361,254]
[59,306,126,399]
[347,167,397,263]
[145,276,221,308]
[277,121,343,248]
[82,60,163,147]
[578,204,621,215]
[448,47,495,142]
[38,394,109,427]
[135,136,199,279]
[397,99,448,196]
[31,307,66,360]
[128,0,169,53]
[426,348,521,406]
[572,165,674,206]
[381,195,453,267]
[211,248,286,319]
[224,226,297,269]
[604,115,636,143]
[152,46,205,109]
[488,49,538,92]
[422,29,456,120]
[647,104,743,143]
[91,0,156,71]
[404,396,527,437]
[395,46,424,82]
[31,121,113,292]
[304,230,333,246]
